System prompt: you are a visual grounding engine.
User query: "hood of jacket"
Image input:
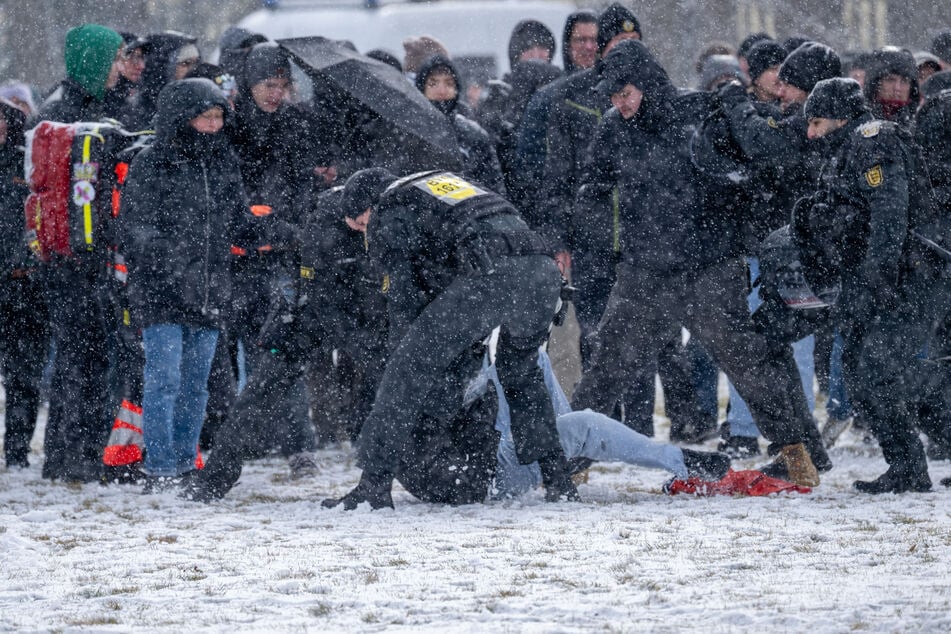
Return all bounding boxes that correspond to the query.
[64,24,123,101]
[561,10,598,75]
[415,55,462,115]
[864,47,920,120]
[153,78,229,147]
[597,40,676,131]
[139,31,199,108]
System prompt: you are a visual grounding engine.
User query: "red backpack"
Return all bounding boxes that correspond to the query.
[24,121,137,264]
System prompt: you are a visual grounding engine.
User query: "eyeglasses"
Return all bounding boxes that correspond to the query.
[177,58,199,68]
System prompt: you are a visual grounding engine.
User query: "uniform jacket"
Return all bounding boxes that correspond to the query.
[805,114,939,305]
[368,171,547,339]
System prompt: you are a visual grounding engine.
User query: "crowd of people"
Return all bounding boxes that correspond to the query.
[0,4,949,507]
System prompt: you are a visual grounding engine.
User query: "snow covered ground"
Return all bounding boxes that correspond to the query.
[3,407,951,634]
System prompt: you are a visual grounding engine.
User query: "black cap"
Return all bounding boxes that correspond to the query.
[597,3,642,54]
[779,42,841,92]
[243,42,291,88]
[932,30,951,64]
[747,40,787,81]
[341,168,397,218]
[737,32,772,59]
[804,77,867,120]
[508,19,556,67]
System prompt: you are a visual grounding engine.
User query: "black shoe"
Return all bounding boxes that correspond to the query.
[853,466,931,494]
[941,477,951,488]
[142,474,185,494]
[321,471,394,510]
[180,473,226,503]
[681,449,730,481]
[538,454,582,502]
[718,435,761,458]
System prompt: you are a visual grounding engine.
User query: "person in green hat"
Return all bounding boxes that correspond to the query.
[37,23,124,124]
[35,23,124,483]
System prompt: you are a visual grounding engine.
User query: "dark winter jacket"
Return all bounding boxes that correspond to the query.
[368,170,549,337]
[914,89,951,210]
[229,94,312,227]
[118,79,254,328]
[298,186,387,354]
[0,102,30,275]
[796,115,940,307]
[37,79,121,125]
[536,66,610,253]
[477,61,562,205]
[720,95,828,241]
[415,56,506,194]
[577,41,725,273]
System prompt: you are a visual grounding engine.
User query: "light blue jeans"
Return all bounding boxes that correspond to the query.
[489,349,688,498]
[142,324,219,476]
[727,257,816,438]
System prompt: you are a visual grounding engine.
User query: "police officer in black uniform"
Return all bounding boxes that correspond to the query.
[321,168,579,510]
[796,77,950,492]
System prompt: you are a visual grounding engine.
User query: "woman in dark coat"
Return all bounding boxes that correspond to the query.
[119,78,254,489]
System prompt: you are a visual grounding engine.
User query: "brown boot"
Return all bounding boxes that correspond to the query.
[760,443,820,487]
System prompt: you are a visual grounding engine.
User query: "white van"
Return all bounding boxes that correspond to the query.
[237,0,578,80]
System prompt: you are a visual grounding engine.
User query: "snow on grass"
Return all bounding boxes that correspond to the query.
[2,425,951,633]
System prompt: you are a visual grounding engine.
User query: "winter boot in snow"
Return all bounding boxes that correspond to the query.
[321,470,394,510]
[717,423,760,458]
[288,452,320,480]
[854,449,932,494]
[538,453,581,502]
[681,449,731,481]
[941,477,951,488]
[759,443,820,487]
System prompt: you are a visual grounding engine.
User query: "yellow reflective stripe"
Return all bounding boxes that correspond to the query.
[82,133,93,247]
[564,99,602,122]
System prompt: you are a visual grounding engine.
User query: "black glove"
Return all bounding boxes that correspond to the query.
[716,80,750,109]
[321,470,394,510]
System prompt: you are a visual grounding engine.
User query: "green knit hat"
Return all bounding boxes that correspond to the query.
[64,24,123,100]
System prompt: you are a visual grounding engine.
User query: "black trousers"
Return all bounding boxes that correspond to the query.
[196,351,309,494]
[41,263,111,480]
[572,258,817,452]
[358,255,564,475]
[839,274,950,470]
[0,277,50,465]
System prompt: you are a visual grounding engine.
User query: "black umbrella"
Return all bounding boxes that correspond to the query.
[279,36,462,170]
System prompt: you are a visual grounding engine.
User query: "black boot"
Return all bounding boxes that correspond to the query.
[538,453,581,502]
[941,477,951,488]
[853,465,931,493]
[321,470,394,510]
[802,422,833,472]
[681,449,730,481]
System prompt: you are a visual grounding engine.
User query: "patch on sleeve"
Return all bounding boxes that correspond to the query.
[865,164,883,187]
[300,266,315,280]
[858,121,882,138]
[414,173,487,205]
[382,274,390,294]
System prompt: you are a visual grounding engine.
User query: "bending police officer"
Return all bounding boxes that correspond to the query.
[322,168,579,510]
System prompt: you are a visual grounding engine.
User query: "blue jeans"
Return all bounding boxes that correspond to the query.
[727,257,816,438]
[826,332,852,420]
[142,324,219,476]
[490,349,688,498]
